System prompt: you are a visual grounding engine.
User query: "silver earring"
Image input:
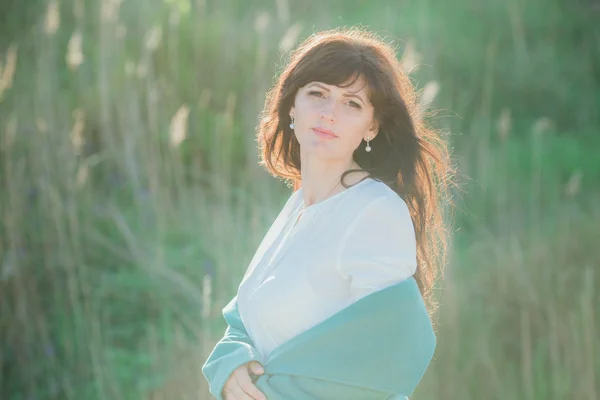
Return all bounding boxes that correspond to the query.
[289,116,295,129]
[365,136,372,152]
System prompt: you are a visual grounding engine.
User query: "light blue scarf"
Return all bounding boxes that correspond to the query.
[202,276,436,399]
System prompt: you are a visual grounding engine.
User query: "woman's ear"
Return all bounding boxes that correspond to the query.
[368,120,379,139]
[289,105,295,119]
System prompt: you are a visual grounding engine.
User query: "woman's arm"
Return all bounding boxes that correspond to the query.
[336,195,417,302]
[202,296,262,399]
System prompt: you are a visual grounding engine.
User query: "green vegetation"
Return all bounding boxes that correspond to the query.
[1,0,598,399]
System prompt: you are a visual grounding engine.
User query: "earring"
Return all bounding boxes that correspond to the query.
[365,136,372,152]
[289,116,295,129]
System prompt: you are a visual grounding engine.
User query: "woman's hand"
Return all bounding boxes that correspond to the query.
[222,360,267,400]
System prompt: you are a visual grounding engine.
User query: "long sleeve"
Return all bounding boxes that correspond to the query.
[201,296,261,400]
[336,194,417,302]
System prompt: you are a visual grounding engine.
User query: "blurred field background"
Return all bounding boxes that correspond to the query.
[1,0,599,399]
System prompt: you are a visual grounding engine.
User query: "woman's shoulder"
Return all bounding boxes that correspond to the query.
[284,184,305,209]
[345,177,408,213]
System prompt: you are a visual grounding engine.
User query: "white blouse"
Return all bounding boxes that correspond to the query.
[237,177,418,363]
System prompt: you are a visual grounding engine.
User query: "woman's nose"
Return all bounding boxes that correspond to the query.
[319,103,336,123]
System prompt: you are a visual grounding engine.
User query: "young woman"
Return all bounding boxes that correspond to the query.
[203,27,453,400]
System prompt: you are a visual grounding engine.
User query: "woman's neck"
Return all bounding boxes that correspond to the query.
[299,157,367,208]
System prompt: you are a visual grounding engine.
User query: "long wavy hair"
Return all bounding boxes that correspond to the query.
[257,27,455,315]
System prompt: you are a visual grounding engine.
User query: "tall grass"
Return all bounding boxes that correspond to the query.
[1,0,598,399]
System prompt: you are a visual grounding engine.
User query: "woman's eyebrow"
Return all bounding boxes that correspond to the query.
[307,83,366,105]
[343,92,366,105]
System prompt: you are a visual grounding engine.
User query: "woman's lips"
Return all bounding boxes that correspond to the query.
[312,128,338,139]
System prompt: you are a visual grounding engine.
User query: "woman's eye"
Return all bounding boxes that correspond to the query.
[307,90,361,109]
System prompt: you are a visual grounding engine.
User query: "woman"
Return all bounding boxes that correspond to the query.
[202,27,453,400]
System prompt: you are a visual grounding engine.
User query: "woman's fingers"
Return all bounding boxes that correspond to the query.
[226,383,254,400]
[235,370,267,400]
[248,361,264,375]
[223,361,267,400]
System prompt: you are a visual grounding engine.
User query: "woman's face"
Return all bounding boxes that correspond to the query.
[289,76,379,163]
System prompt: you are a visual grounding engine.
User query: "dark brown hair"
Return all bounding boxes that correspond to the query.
[257,27,454,315]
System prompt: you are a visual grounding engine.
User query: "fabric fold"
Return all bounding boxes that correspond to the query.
[202,276,436,399]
